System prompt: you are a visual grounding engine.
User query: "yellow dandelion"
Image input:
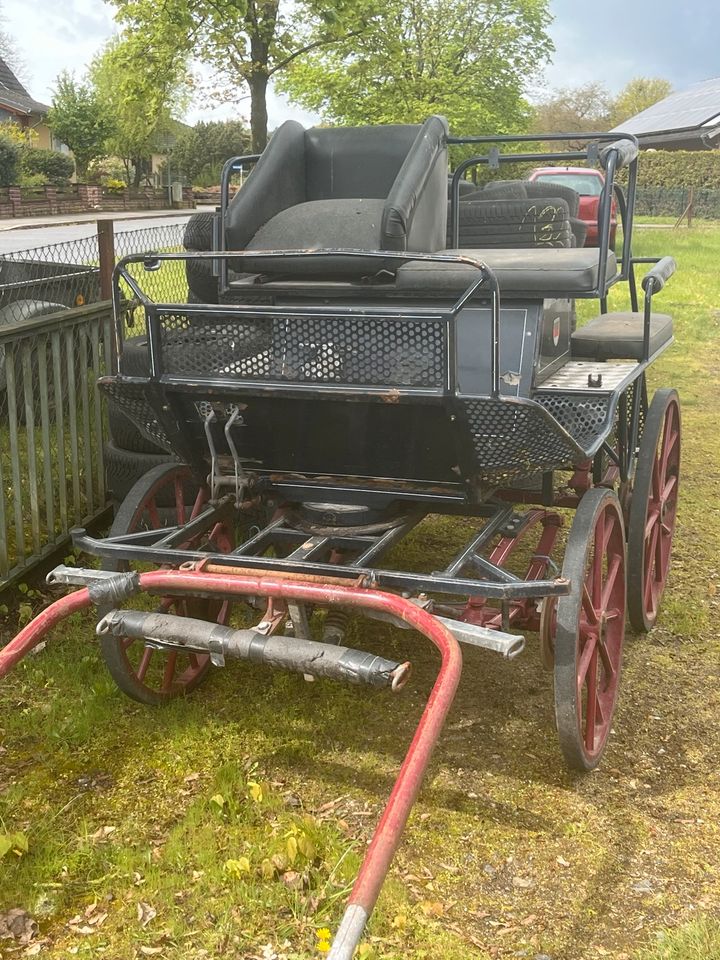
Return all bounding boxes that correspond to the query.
[316,928,332,941]
[317,941,331,954]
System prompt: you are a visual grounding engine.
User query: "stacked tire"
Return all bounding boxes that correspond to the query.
[184,211,219,303]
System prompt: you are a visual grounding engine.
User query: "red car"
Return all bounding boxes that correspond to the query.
[526,166,617,250]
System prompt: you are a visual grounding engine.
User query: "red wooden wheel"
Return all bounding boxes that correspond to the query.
[627,389,681,632]
[553,488,626,771]
[100,462,234,705]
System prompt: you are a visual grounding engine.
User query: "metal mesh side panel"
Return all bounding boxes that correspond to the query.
[537,393,614,453]
[99,380,172,452]
[463,398,583,482]
[157,312,447,388]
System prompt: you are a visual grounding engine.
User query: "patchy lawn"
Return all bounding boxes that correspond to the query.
[1,225,720,960]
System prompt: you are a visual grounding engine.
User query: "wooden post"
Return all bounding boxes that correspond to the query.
[97,219,115,301]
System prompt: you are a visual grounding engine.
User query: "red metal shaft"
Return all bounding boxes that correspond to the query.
[0,588,91,678]
[0,570,463,952]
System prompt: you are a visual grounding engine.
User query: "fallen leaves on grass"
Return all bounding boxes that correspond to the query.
[0,909,38,943]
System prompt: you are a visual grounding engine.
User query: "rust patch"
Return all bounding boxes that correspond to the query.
[381,390,401,404]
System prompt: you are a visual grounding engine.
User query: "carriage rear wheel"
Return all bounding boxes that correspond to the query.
[100,463,234,705]
[627,389,681,632]
[553,488,626,771]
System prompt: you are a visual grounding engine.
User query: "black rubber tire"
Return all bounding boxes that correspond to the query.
[185,256,218,303]
[627,389,681,633]
[553,488,627,772]
[184,212,218,303]
[100,462,227,705]
[104,440,174,504]
[183,212,215,251]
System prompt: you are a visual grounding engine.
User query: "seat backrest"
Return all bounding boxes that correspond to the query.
[226,117,449,270]
[304,125,421,201]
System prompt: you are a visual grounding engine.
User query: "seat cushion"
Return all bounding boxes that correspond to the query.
[395,248,617,298]
[571,311,673,360]
[247,198,385,251]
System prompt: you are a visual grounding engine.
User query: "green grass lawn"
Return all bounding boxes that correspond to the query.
[2,225,720,959]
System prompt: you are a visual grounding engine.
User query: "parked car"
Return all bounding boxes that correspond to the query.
[526,166,617,250]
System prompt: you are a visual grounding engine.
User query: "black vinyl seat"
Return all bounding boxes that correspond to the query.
[395,247,618,299]
[571,312,673,360]
[226,117,449,276]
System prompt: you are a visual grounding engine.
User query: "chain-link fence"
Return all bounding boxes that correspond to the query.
[0,219,188,590]
[635,185,720,220]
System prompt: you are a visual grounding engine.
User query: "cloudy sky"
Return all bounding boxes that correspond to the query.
[6,0,719,126]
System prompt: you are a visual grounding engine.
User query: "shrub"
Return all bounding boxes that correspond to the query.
[20,147,75,185]
[0,136,20,186]
[87,156,128,186]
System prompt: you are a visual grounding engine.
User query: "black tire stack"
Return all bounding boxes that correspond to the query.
[184,211,219,304]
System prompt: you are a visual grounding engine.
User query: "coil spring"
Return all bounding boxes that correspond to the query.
[322,609,349,645]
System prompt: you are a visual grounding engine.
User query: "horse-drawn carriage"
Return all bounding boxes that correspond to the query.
[0,119,680,958]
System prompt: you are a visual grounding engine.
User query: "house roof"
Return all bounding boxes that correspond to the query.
[612,77,720,150]
[0,58,49,116]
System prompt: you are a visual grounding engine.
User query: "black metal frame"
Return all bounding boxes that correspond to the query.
[71,497,571,602]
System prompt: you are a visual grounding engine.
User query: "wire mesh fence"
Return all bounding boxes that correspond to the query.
[635,185,720,220]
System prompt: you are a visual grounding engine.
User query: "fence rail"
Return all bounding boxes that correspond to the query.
[0,218,190,590]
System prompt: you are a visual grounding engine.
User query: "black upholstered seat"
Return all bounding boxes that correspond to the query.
[571,312,673,360]
[226,117,449,275]
[395,247,617,299]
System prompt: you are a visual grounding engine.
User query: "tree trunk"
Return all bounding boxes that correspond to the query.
[249,70,269,153]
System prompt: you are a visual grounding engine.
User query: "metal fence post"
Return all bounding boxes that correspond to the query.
[98,219,115,300]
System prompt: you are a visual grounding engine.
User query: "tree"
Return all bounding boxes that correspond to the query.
[169,120,251,185]
[106,0,374,153]
[46,74,115,180]
[610,77,672,128]
[90,37,189,186]
[279,0,552,135]
[0,1,26,82]
[531,82,614,136]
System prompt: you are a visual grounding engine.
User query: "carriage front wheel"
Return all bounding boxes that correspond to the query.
[553,488,627,771]
[100,462,234,705]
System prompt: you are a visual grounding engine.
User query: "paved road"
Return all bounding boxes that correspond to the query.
[0,211,208,255]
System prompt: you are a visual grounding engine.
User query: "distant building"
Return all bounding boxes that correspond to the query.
[613,77,720,150]
[0,58,61,151]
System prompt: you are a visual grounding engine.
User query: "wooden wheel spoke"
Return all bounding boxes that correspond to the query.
[581,584,599,626]
[577,632,597,686]
[147,496,162,531]
[136,646,154,683]
[583,650,599,750]
[174,476,186,527]
[161,650,179,692]
[601,554,623,611]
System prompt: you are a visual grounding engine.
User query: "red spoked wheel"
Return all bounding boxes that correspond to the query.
[100,462,234,705]
[627,389,681,632]
[553,488,627,771]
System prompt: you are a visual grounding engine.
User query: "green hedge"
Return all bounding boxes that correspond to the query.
[20,147,75,185]
[631,150,720,188]
[0,136,19,187]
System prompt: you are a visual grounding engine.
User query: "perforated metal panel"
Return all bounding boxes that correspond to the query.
[156,311,447,388]
[537,393,614,453]
[463,398,583,481]
[99,380,172,452]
